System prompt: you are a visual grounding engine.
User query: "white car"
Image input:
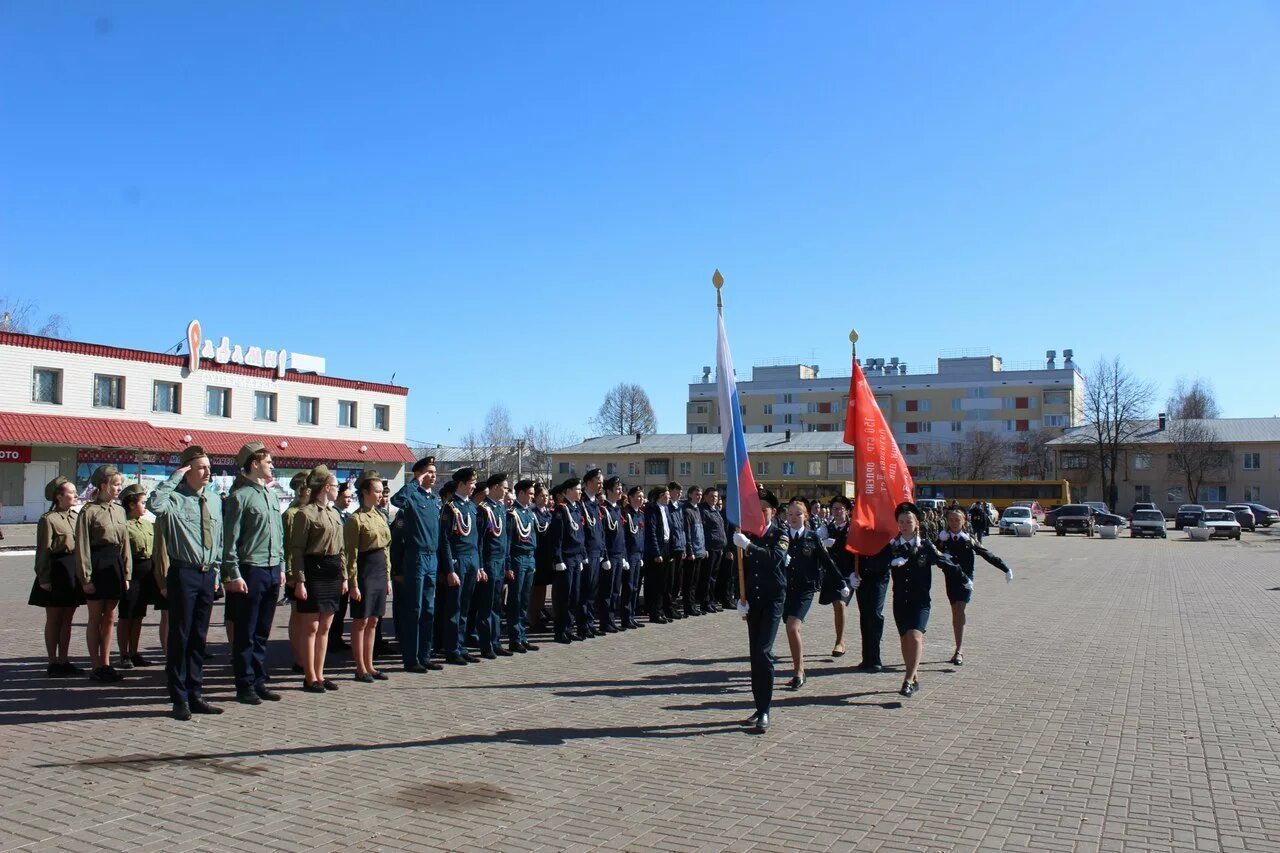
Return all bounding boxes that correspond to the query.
[998,506,1036,535]
[1200,509,1242,540]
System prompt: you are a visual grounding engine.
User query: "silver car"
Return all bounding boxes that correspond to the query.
[1200,509,1242,540]
[1129,509,1167,539]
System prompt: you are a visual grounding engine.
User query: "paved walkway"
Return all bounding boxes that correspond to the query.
[1,531,1278,852]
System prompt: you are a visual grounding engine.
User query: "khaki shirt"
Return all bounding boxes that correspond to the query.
[34,508,76,588]
[288,502,344,583]
[282,502,303,575]
[127,517,154,561]
[75,500,132,587]
[343,506,391,587]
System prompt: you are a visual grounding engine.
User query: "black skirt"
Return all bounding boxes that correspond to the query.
[85,545,125,601]
[118,557,154,619]
[296,553,343,614]
[350,549,388,620]
[28,551,84,608]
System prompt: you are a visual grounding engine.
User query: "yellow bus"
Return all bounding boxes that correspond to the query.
[914,479,1072,512]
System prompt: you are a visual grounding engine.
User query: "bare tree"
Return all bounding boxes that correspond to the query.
[590,382,658,436]
[480,405,520,474]
[1083,356,1157,510]
[923,432,1008,480]
[0,297,67,337]
[1166,377,1221,420]
[522,420,580,483]
[1010,427,1057,480]
[1166,419,1231,504]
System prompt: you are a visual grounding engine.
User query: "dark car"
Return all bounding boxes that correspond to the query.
[1130,509,1168,538]
[1240,502,1279,527]
[1127,502,1157,519]
[1054,504,1096,537]
[1175,504,1206,530]
[1093,509,1128,528]
[1224,505,1256,532]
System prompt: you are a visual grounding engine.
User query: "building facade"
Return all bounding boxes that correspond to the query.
[0,326,413,522]
[551,433,857,501]
[1048,417,1280,512]
[687,352,1085,477]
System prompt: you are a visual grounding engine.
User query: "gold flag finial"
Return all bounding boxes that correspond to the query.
[849,329,859,359]
[712,269,724,288]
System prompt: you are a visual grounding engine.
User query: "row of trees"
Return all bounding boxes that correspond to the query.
[0,296,66,337]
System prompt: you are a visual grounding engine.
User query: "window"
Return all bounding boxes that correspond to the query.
[807,460,822,476]
[967,387,989,399]
[1166,485,1184,503]
[1063,454,1087,469]
[906,422,932,434]
[1016,420,1029,432]
[374,405,390,432]
[298,396,319,425]
[1244,452,1261,470]
[695,426,707,434]
[783,414,793,425]
[558,462,574,474]
[678,461,692,477]
[1244,486,1265,502]
[1134,453,1152,470]
[782,394,793,403]
[782,461,796,476]
[756,461,770,476]
[205,386,231,418]
[694,404,707,414]
[32,368,62,404]
[702,461,716,476]
[628,462,639,476]
[1134,485,1152,503]
[646,459,669,476]
[807,402,819,414]
[1044,391,1069,406]
[1015,397,1030,410]
[153,381,180,414]
[338,400,357,428]
[1003,420,1014,432]
[1199,486,1227,503]
[830,457,853,475]
[763,403,773,415]
[950,421,962,432]
[904,400,917,412]
[950,398,962,411]
[763,424,774,433]
[904,444,919,456]
[254,391,277,422]
[93,374,124,409]
[606,463,618,476]
[1044,414,1068,428]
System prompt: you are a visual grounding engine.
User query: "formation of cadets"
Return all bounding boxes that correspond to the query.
[26,445,1013,732]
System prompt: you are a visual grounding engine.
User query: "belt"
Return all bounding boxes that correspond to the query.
[172,561,217,573]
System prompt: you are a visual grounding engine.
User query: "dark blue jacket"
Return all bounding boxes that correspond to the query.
[389,481,445,572]
[624,506,645,562]
[478,498,511,573]
[742,521,790,602]
[682,500,706,556]
[643,501,673,561]
[442,496,479,569]
[700,502,728,551]
[549,500,586,565]
[602,501,627,561]
[508,502,538,565]
[668,497,687,555]
[581,492,605,556]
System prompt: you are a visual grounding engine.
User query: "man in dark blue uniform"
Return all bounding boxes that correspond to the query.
[681,485,707,617]
[439,468,480,665]
[699,486,728,614]
[854,545,891,674]
[475,473,513,659]
[665,482,688,620]
[389,456,446,673]
[733,487,790,734]
[577,468,605,640]
[597,476,628,633]
[643,485,673,624]
[549,477,586,644]
[506,479,540,653]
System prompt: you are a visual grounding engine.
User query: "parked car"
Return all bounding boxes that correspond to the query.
[1092,509,1128,529]
[1009,500,1045,524]
[916,498,946,513]
[1199,509,1242,540]
[1127,502,1157,519]
[1239,502,1279,527]
[1043,506,1063,527]
[1054,504,1096,537]
[1085,501,1111,516]
[1175,504,1206,530]
[1223,505,1256,532]
[1130,509,1168,538]
[998,506,1037,535]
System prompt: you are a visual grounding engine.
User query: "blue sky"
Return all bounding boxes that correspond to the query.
[3,2,1278,444]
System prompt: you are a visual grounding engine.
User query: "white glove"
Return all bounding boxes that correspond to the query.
[890,557,907,568]
[601,560,611,571]
[736,599,749,617]
[732,531,751,550]
[621,559,629,571]
[822,538,836,549]
[783,554,790,566]
[963,575,974,591]
[637,559,643,569]
[848,573,861,592]
[554,562,566,573]
[1006,567,1014,584]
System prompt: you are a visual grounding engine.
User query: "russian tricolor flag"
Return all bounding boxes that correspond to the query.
[716,301,767,536]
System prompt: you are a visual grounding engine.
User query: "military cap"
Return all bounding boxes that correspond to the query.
[452,466,477,483]
[485,472,508,489]
[757,486,779,509]
[44,476,70,503]
[829,495,852,510]
[289,471,309,492]
[514,478,536,493]
[307,464,335,491]
[119,483,146,504]
[411,455,436,474]
[583,467,602,481]
[236,441,267,469]
[178,445,208,466]
[356,469,382,490]
[895,501,923,521]
[602,475,621,491]
[90,465,120,488]
[439,480,457,499]
[561,476,582,491]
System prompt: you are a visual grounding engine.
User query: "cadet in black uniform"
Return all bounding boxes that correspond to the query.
[698,487,728,614]
[548,477,586,644]
[577,469,605,639]
[780,498,846,691]
[530,483,556,633]
[935,508,1013,666]
[598,476,628,633]
[643,486,674,624]
[506,479,540,653]
[622,486,647,630]
[665,482,688,620]
[732,488,789,734]
[818,495,857,657]
[877,502,967,697]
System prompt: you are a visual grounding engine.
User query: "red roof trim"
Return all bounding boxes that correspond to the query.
[0,330,409,397]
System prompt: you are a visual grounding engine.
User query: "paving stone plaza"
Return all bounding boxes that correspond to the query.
[1,530,1278,852]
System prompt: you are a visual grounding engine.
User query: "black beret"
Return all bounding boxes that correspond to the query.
[895,501,922,520]
[411,455,436,474]
[583,468,602,481]
[485,473,508,489]
[452,467,476,483]
[562,477,582,490]
[514,479,536,492]
[439,481,457,499]
[602,476,621,491]
[757,487,779,509]
[829,495,852,510]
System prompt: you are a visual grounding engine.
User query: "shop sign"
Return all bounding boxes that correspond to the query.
[0,445,32,463]
[186,319,288,379]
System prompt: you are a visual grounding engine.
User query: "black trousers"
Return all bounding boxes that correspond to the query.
[681,556,702,612]
[664,551,684,615]
[226,563,280,692]
[856,566,891,666]
[578,553,602,631]
[166,563,216,706]
[552,558,582,637]
[715,549,737,603]
[699,550,723,607]
[747,593,785,715]
[597,555,624,629]
[646,557,668,620]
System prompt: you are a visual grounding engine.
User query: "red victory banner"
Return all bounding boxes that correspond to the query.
[843,350,915,556]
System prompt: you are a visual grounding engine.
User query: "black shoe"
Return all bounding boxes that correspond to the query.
[585,626,599,638]
[753,712,770,734]
[511,644,527,654]
[600,623,618,634]
[686,607,702,617]
[130,654,154,667]
[291,663,305,674]
[900,679,918,698]
[190,698,223,715]
[105,665,124,682]
[573,633,588,642]
[424,661,444,671]
[354,673,375,683]
[116,657,135,670]
[480,651,497,660]
[857,661,884,673]
[555,634,572,644]
[321,679,338,691]
[46,664,60,677]
[172,702,192,721]
[788,673,806,691]
[88,667,110,682]
[494,647,514,657]
[62,661,85,675]
[371,671,390,681]
[303,681,327,693]
[523,642,540,651]
[446,654,470,665]
[950,652,964,666]
[652,616,669,625]
[236,690,263,706]
[461,653,480,663]
[627,621,644,630]
[404,663,428,673]
[255,687,282,701]
[742,712,760,726]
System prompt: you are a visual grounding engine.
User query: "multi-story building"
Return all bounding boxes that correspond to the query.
[551,432,857,501]
[1047,416,1280,512]
[687,351,1085,476]
[0,324,413,522]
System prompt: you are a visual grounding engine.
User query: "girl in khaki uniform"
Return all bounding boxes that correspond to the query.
[116,484,156,669]
[290,466,347,693]
[76,465,132,682]
[344,470,392,683]
[28,476,84,676]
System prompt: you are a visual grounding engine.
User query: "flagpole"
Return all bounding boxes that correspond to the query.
[850,329,860,579]
[714,269,748,614]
